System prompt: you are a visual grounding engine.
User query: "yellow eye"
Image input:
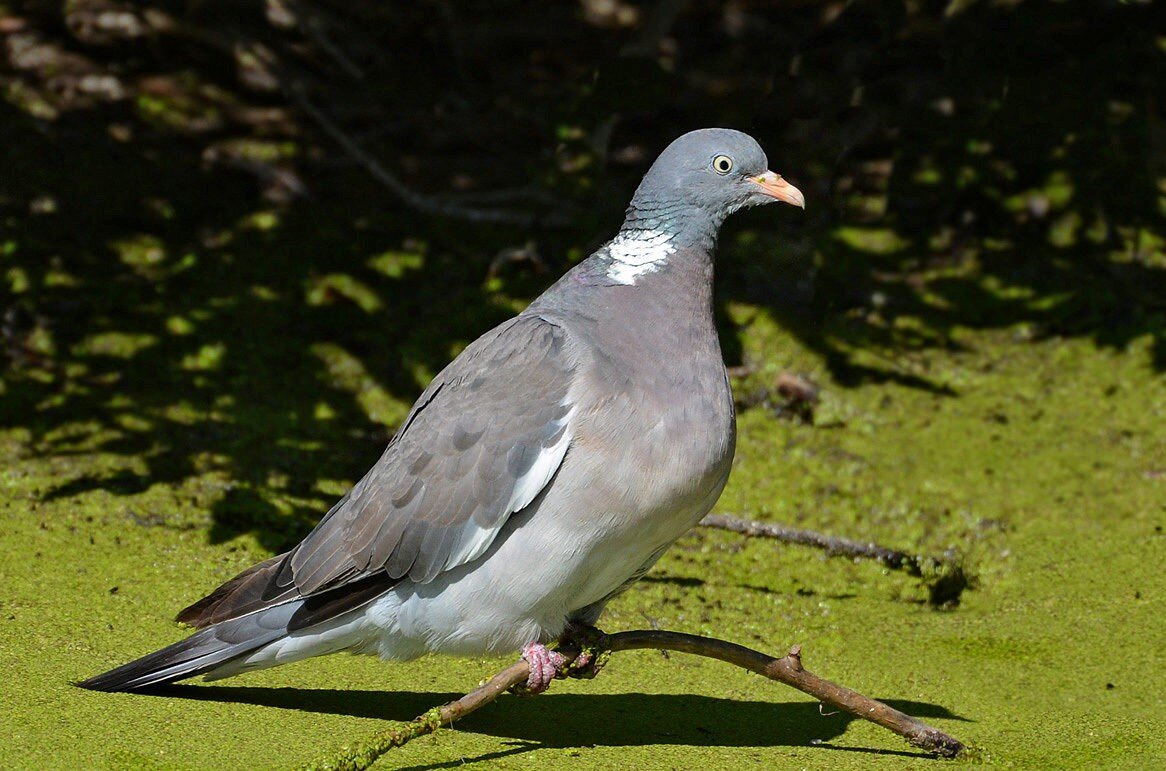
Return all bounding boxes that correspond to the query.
[712,155,733,174]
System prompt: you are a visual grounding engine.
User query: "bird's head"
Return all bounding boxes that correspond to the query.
[624,128,804,239]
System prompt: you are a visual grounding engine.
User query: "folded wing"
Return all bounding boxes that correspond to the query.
[178,314,577,630]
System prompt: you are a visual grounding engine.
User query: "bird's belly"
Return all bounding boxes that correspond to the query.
[363,502,715,660]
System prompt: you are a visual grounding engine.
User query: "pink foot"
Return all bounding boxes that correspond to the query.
[520,642,567,694]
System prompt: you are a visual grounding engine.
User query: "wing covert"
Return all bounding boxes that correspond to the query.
[289,314,577,594]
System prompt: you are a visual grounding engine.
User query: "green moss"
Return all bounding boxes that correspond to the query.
[242,211,282,232]
[2,36,1164,760]
[2,293,1163,769]
[309,343,410,428]
[367,251,424,280]
[833,226,910,254]
[165,316,195,336]
[180,342,227,372]
[6,265,30,293]
[305,274,384,314]
[75,332,158,360]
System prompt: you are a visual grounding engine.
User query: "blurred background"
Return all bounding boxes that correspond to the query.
[3,0,1160,549]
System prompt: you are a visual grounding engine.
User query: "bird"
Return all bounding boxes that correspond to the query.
[78,128,805,694]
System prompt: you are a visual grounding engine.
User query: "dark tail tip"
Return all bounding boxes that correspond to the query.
[74,674,140,693]
[75,618,280,692]
[75,647,194,692]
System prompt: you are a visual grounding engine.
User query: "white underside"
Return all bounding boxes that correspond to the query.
[206,477,722,681]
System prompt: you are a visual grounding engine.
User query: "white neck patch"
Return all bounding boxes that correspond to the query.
[604,229,677,285]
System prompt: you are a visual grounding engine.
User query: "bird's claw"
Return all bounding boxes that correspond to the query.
[560,622,608,680]
[565,647,602,679]
[516,642,567,695]
[511,625,609,695]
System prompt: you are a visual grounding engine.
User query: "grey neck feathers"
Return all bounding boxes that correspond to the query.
[534,192,724,296]
[579,199,717,286]
[622,194,723,254]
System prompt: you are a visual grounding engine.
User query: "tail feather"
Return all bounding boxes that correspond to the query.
[76,604,298,692]
[176,551,296,629]
[80,549,400,692]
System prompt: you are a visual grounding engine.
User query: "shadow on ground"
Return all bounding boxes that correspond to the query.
[158,684,966,757]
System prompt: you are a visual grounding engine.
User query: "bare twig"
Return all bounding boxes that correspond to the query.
[288,85,567,227]
[700,513,930,574]
[131,9,567,227]
[286,1,367,79]
[304,630,964,770]
[621,0,690,57]
[698,513,972,607]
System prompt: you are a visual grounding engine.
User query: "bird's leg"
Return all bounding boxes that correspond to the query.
[517,641,568,695]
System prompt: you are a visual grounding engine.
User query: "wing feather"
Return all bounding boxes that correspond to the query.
[288,314,576,594]
[180,314,578,629]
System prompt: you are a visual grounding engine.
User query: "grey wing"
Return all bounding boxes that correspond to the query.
[288,313,577,595]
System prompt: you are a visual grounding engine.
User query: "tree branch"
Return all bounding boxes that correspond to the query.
[699,513,972,607]
[287,85,569,227]
[133,10,568,227]
[700,513,931,574]
[303,630,964,771]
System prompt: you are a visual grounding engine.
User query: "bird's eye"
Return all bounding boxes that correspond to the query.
[712,155,734,174]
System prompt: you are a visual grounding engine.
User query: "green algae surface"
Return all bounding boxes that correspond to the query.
[3,270,1164,769]
[3,0,1164,766]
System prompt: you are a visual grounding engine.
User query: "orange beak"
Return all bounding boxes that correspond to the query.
[749,171,806,209]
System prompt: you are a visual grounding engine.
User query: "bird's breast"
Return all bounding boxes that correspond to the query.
[567,346,735,533]
[539,276,736,539]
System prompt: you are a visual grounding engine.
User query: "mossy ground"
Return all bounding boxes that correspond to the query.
[2,228,1164,768]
